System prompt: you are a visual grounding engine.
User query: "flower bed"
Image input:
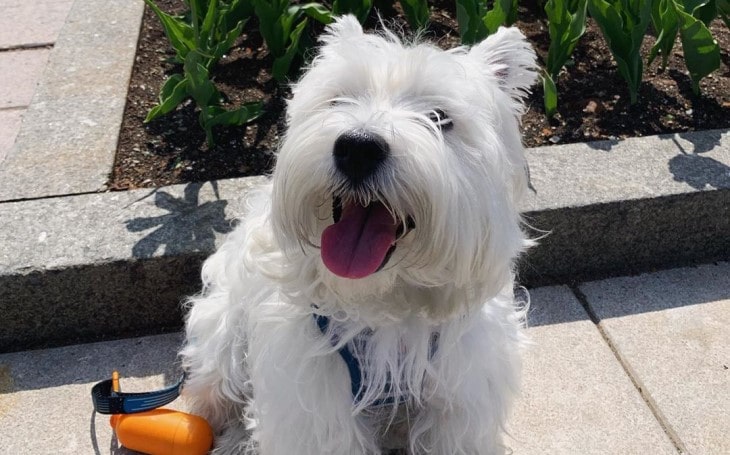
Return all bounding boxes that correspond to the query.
[110,0,730,190]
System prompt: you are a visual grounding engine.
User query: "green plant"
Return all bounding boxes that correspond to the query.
[252,0,332,81]
[400,0,431,30]
[145,0,251,68]
[332,0,373,23]
[543,0,588,117]
[587,0,652,104]
[456,0,519,45]
[144,0,262,146]
[649,0,721,94]
[719,0,730,27]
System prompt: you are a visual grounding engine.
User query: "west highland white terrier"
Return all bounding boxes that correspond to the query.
[181,15,538,455]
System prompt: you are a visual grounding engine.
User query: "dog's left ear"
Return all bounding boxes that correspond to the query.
[468,27,538,103]
[319,14,364,46]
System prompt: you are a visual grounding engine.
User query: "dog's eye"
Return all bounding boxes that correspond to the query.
[427,109,453,130]
[329,98,351,107]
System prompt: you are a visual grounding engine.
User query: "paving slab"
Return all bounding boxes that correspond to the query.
[0,0,74,49]
[0,177,266,352]
[0,333,184,454]
[506,286,676,454]
[0,108,23,164]
[580,262,730,455]
[521,129,730,285]
[0,0,144,201]
[0,49,50,108]
[0,289,675,455]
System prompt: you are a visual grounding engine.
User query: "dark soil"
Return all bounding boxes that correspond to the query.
[110,1,730,190]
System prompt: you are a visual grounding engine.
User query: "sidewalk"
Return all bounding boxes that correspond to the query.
[0,262,727,454]
[0,0,74,164]
[0,1,728,453]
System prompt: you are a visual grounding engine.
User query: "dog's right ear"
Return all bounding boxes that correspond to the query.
[319,14,364,45]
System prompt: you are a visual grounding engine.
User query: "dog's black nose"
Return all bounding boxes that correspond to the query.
[333,129,389,185]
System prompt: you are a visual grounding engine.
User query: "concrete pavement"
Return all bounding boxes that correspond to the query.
[0,0,74,164]
[1,262,727,454]
[0,0,144,198]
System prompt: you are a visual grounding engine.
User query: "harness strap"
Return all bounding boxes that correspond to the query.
[315,314,365,402]
[314,314,439,407]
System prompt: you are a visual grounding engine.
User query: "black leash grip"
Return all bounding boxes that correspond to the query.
[91,373,185,414]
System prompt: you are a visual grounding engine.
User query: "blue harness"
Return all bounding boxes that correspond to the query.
[314,314,438,407]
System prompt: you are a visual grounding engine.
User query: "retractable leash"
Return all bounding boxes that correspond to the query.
[93,318,437,453]
[91,371,213,455]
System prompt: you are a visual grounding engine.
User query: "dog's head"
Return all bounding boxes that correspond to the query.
[271,15,537,303]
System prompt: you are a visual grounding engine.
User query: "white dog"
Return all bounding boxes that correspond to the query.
[181,15,537,455]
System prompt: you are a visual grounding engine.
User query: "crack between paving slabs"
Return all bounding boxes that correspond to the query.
[0,106,28,112]
[569,285,689,455]
[0,190,104,205]
[0,43,54,53]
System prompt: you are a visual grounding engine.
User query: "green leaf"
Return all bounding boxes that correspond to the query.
[684,0,717,25]
[400,0,430,30]
[588,0,651,104]
[484,0,517,34]
[159,73,185,102]
[718,0,730,28]
[543,73,559,118]
[145,75,189,122]
[199,0,219,47]
[332,0,372,23]
[253,0,290,57]
[543,0,587,115]
[224,0,255,28]
[211,20,246,62]
[677,8,721,94]
[144,0,196,61]
[456,0,487,44]
[298,3,334,25]
[649,0,680,69]
[184,51,219,107]
[545,0,587,78]
[199,103,263,146]
[272,18,308,81]
[185,0,209,21]
[206,103,265,128]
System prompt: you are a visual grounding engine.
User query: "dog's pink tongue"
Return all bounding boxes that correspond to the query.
[321,201,397,279]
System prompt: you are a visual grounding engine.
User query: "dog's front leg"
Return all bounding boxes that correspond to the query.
[413,398,508,455]
[411,318,522,455]
[246,314,379,455]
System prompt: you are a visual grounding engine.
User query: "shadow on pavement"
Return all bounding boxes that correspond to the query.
[0,334,183,393]
[666,130,729,190]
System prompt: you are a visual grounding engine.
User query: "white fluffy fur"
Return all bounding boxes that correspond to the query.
[181,15,538,455]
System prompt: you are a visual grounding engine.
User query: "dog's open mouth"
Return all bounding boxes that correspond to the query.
[321,197,413,279]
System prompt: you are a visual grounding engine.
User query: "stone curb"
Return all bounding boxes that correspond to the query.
[0,0,727,352]
[1,130,728,352]
[520,128,729,284]
[0,178,265,352]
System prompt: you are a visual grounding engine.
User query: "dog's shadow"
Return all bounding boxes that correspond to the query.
[125,182,235,259]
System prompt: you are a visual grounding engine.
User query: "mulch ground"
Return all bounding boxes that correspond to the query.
[110,0,730,190]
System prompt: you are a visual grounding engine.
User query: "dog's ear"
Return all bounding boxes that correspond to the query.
[319,14,363,45]
[468,27,538,103]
